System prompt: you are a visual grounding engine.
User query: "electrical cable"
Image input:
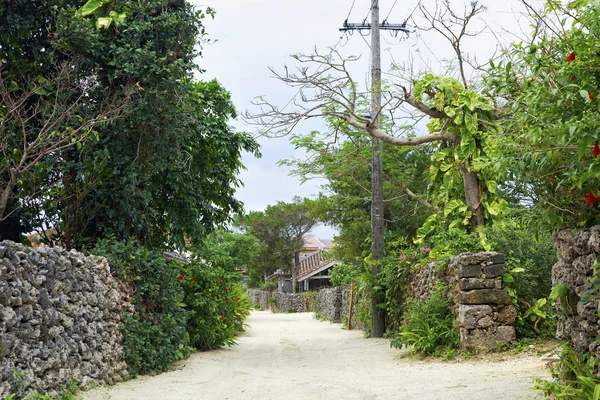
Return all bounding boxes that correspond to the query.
[345,0,357,22]
[382,0,399,24]
[402,1,421,26]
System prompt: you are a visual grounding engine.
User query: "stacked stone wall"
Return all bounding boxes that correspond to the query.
[449,252,516,352]
[0,241,131,397]
[317,287,342,321]
[552,227,600,357]
[274,293,302,312]
[247,289,269,310]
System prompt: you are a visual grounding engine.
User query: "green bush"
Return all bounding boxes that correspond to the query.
[93,239,191,377]
[93,239,251,376]
[178,261,250,350]
[390,283,459,357]
[329,262,357,287]
[535,344,600,399]
[484,217,557,338]
[300,291,317,312]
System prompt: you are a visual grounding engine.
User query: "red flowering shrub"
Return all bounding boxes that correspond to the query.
[178,261,251,350]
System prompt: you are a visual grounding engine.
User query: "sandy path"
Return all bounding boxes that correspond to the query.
[82,311,550,400]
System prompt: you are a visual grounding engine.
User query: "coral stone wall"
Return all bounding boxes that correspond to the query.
[0,242,131,397]
[248,289,269,310]
[317,286,343,322]
[552,227,600,356]
[449,252,516,352]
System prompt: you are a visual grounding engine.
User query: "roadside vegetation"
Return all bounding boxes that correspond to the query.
[3,0,600,399]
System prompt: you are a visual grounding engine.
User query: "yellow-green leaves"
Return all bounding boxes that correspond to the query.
[76,0,129,30]
[76,0,103,16]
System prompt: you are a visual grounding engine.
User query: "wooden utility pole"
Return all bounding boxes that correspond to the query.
[340,1,409,338]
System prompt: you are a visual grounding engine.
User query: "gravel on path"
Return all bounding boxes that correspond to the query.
[82,311,551,400]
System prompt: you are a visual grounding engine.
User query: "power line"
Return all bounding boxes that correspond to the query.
[403,1,421,26]
[382,0,399,24]
[345,0,357,22]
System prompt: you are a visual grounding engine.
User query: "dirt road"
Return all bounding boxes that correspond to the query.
[82,311,550,400]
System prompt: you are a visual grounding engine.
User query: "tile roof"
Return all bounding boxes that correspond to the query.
[297,251,338,280]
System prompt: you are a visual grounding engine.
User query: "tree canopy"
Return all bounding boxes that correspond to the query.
[0,0,259,249]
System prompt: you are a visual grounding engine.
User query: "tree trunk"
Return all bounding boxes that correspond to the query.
[460,163,485,232]
[0,168,18,222]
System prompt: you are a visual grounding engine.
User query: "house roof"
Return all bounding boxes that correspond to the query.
[302,236,334,252]
[297,259,340,282]
[297,250,340,281]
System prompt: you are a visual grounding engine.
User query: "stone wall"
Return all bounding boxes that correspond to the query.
[407,262,445,301]
[274,293,302,312]
[552,227,600,356]
[0,241,131,398]
[317,287,342,322]
[448,252,516,352]
[248,289,269,310]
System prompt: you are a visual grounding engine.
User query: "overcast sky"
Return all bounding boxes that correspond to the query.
[191,0,533,239]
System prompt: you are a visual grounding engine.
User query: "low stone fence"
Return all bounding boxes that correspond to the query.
[552,227,600,358]
[317,287,342,321]
[449,252,516,352]
[248,289,269,310]
[402,252,516,351]
[0,241,131,398]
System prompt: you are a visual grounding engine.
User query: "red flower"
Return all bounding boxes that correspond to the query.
[241,271,245,275]
[224,287,228,292]
[219,278,223,284]
[586,191,599,205]
[177,275,183,281]
[570,77,575,81]
[566,52,576,62]
[530,77,535,82]
[594,143,600,157]
[590,94,595,100]
[225,298,229,304]
[221,314,225,320]
[191,277,195,282]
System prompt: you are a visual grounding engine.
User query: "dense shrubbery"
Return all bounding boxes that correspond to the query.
[94,239,191,376]
[178,261,249,350]
[484,216,557,337]
[535,345,600,398]
[390,283,459,357]
[93,239,251,376]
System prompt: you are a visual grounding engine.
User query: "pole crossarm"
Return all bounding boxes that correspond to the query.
[339,20,409,33]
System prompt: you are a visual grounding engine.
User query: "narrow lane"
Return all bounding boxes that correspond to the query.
[83,311,549,400]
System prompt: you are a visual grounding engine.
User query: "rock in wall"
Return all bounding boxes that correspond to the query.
[0,242,131,397]
[552,227,600,356]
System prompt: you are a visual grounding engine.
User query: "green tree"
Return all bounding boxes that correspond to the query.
[281,128,433,261]
[196,229,261,273]
[239,198,318,289]
[487,0,600,228]
[0,0,259,248]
